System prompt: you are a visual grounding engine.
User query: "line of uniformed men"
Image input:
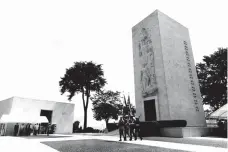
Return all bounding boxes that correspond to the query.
[118,115,143,141]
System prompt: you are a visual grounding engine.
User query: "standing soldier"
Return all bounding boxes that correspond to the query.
[118,116,125,141]
[135,116,143,140]
[129,116,136,141]
[123,115,130,141]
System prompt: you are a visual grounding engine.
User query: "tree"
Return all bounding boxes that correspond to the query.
[196,48,227,111]
[59,61,106,130]
[91,90,122,128]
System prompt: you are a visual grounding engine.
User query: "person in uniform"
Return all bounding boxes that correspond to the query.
[135,116,143,140]
[129,116,136,141]
[123,115,130,141]
[118,116,125,141]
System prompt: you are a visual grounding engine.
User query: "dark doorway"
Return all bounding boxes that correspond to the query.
[144,99,156,121]
[40,110,53,123]
[40,110,53,134]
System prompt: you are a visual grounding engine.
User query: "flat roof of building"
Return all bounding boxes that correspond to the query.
[0,96,75,105]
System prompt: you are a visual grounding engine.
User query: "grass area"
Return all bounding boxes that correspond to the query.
[42,139,189,152]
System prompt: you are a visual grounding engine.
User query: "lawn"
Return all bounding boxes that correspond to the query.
[42,139,189,152]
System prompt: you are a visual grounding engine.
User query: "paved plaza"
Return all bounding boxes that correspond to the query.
[0,134,227,152]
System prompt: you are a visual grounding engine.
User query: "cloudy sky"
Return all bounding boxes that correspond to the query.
[0,0,227,129]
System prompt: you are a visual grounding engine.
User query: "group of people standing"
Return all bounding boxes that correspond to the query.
[118,115,142,141]
[14,123,39,136]
[0,122,53,136]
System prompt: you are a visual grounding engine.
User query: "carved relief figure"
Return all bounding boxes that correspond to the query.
[138,28,157,97]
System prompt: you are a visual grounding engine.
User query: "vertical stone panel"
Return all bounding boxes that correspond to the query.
[0,97,14,135]
[52,102,74,133]
[0,97,13,118]
[132,10,170,121]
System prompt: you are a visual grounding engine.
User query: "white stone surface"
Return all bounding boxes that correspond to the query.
[0,136,59,152]
[132,10,206,127]
[160,127,209,137]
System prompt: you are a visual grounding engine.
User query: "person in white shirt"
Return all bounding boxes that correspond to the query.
[34,123,39,135]
[0,124,6,136]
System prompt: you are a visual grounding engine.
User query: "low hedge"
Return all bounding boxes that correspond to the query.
[82,127,102,133]
[139,121,160,137]
[157,120,187,128]
[139,120,187,137]
[107,120,187,137]
[107,123,118,132]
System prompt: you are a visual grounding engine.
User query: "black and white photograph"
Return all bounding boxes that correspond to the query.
[0,0,227,152]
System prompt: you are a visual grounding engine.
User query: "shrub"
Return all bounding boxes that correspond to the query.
[156,120,187,128]
[73,121,80,133]
[107,123,118,132]
[108,120,187,137]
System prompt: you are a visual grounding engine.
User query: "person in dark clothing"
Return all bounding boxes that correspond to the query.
[22,124,27,136]
[129,116,136,141]
[25,123,28,136]
[123,115,130,141]
[47,123,52,136]
[25,123,30,136]
[14,123,19,136]
[135,116,143,140]
[118,117,125,141]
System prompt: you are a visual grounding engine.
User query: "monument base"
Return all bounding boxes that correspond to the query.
[160,127,209,138]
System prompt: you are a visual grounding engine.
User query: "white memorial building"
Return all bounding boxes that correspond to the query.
[0,96,75,136]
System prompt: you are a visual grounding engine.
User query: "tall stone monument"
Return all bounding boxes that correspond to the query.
[132,10,207,137]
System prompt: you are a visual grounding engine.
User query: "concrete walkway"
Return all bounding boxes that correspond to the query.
[0,135,227,152]
[0,136,59,152]
[92,136,227,152]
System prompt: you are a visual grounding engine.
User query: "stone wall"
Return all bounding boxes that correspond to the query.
[0,97,13,118]
[0,97,14,135]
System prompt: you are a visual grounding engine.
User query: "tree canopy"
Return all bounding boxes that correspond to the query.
[196,48,227,111]
[91,90,122,128]
[59,61,106,129]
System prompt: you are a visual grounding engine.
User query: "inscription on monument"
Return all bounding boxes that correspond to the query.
[184,41,199,112]
[138,28,157,98]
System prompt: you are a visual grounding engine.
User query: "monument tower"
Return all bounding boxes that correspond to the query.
[132,10,207,137]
